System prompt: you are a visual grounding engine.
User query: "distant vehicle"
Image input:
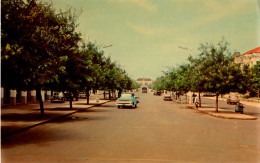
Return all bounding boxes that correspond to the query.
[154,91,162,96]
[227,95,240,104]
[163,94,172,101]
[116,92,138,108]
[142,87,147,93]
[51,92,65,103]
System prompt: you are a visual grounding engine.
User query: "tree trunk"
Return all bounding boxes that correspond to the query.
[118,90,122,98]
[216,93,219,112]
[109,91,111,99]
[185,93,188,103]
[86,89,90,105]
[103,91,106,99]
[36,88,44,116]
[69,91,73,109]
[199,91,201,107]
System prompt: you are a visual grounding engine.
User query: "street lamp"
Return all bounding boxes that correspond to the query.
[103,45,113,48]
[96,44,113,101]
[178,46,192,53]
[178,45,193,104]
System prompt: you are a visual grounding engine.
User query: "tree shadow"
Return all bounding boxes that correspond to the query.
[1,112,66,122]
[93,104,115,107]
[2,126,85,149]
[2,113,109,148]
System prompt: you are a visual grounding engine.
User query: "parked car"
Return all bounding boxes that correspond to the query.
[154,91,162,96]
[227,95,240,104]
[116,92,138,108]
[163,94,172,101]
[51,92,65,103]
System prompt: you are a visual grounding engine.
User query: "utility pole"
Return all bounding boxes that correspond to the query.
[178,45,193,104]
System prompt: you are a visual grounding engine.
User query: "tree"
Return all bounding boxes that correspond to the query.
[2,0,81,115]
[197,38,245,111]
[175,64,193,102]
[244,62,260,97]
[188,56,207,106]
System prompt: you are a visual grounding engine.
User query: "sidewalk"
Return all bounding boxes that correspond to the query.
[172,98,257,120]
[187,104,257,120]
[203,96,260,107]
[1,98,110,138]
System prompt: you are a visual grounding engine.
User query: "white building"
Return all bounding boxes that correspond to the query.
[136,78,152,86]
[235,47,260,67]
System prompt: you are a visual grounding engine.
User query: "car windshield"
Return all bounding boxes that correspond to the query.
[121,94,132,98]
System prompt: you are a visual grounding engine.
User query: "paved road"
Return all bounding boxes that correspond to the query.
[2,92,260,162]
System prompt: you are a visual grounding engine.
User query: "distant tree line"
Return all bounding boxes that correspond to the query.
[152,38,260,111]
[1,0,140,116]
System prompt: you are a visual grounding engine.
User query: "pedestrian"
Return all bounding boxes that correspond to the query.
[192,93,197,103]
[195,96,199,108]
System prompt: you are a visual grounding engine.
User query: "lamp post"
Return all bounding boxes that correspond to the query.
[178,45,193,104]
[96,44,113,102]
[103,45,113,48]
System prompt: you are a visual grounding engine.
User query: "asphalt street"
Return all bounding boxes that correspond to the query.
[2,92,260,162]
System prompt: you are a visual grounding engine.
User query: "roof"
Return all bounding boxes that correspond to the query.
[136,78,152,81]
[243,47,260,55]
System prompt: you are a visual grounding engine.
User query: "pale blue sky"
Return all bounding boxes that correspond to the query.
[46,0,259,80]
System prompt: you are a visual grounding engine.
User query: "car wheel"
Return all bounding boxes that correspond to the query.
[118,106,120,109]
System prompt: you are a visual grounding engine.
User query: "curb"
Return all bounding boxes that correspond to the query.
[2,100,110,138]
[172,100,189,104]
[187,106,257,120]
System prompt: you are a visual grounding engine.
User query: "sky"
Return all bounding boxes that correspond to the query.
[45,0,259,80]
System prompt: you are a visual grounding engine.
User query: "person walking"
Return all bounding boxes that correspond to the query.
[195,96,199,108]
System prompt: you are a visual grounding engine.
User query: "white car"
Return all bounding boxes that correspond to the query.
[163,94,172,101]
[51,92,65,103]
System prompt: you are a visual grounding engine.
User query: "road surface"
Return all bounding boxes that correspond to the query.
[2,92,260,162]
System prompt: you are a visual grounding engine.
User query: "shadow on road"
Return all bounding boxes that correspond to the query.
[1,112,66,122]
[2,126,82,149]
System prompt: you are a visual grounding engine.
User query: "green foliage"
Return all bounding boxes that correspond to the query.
[1,0,136,113]
[245,62,260,96]
[196,38,245,95]
[153,38,252,111]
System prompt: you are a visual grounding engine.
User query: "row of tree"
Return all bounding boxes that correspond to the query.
[152,38,260,111]
[1,0,140,116]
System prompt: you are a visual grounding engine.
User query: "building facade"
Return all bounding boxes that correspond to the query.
[136,78,153,86]
[234,47,260,67]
